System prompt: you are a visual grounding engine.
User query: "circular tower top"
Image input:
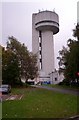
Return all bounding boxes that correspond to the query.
[33,10,59,34]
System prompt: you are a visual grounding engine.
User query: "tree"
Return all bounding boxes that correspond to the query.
[57,24,79,85]
[73,23,79,41]
[27,53,38,80]
[2,48,20,86]
[3,36,38,85]
[0,45,2,84]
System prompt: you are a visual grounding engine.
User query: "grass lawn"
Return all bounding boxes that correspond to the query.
[0,102,2,119]
[2,87,79,118]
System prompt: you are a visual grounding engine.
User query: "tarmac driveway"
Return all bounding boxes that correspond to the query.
[33,85,79,96]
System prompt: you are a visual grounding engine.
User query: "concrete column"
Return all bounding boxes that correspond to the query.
[41,30,54,75]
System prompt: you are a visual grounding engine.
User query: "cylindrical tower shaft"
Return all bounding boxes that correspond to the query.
[41,30,54,75]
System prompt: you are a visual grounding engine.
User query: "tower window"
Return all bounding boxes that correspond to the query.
[39,42,41,47]
[55,78,57,81]
[39,50,41,55]
[40,59,42,63]
[39,31,41,37]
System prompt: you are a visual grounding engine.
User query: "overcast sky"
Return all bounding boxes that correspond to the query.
[0,0,79,68]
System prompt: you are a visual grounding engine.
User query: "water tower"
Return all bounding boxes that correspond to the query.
[32,10,59,81]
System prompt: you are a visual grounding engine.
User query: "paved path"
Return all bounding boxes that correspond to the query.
[2,94,23,101]
[33,85,79,96]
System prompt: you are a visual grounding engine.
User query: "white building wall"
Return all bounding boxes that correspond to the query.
[32,14,40,69]
[50,71,64,84]
[42,31,54,75]
[32,14,39,54]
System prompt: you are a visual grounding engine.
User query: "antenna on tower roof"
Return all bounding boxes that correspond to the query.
[53,8,55,12]
[42,8,44,11]
[38,9,41,12]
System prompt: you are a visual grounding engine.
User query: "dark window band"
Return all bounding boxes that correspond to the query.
[39,31,41,37]
[35,20,59,26]
[39,50,41,55]
[40,59,42,62]
[39,43,41,47]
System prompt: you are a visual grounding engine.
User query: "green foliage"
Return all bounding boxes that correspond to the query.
[8,36,38,81]
[2,36,38,86]
[0,45,2,57]
[2,49,20,85]
[73,22,79,40]
[65,40,79,81]
[57,24,79,85]
[0,45,2,82]
[26,53,38,80]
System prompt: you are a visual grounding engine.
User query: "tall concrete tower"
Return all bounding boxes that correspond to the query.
[32,10,59,81]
